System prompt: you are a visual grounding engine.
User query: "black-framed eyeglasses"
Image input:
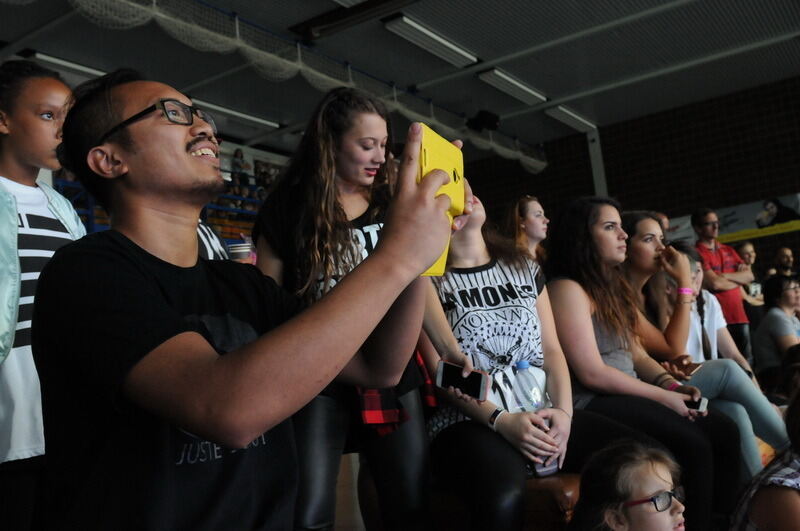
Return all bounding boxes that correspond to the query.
[97,99,217,145]
[623,487,684,512]
[701,221,720,227]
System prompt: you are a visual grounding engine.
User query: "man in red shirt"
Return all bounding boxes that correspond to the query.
[693,207,755,364]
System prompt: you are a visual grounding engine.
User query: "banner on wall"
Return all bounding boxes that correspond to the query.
[666,193,800,244]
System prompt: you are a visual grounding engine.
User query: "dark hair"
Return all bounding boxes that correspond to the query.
[260,86,392,301]
[0,60,63,114]
[621,210,662,248]
[763,274,797,309]
[734,240,754,254]
[569,440,681,531]
[545,196,639,339]
[479,220,528,270]
[58,69,144,212]
[690,207,715,228]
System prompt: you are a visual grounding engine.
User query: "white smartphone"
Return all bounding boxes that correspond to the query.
[685,397,708,413]
[435,360,489,401]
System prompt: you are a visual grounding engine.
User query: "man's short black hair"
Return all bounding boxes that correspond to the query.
[690,207,715,228]
[58,69,144,213]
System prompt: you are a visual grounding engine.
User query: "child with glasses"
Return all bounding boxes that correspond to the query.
[569,440,685,531]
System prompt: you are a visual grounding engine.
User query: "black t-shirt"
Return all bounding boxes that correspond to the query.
[32,230,301,531]
[253,184,422,396]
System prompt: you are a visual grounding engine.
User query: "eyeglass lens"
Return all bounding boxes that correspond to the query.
[654,487,683,511]
[163,100,217,134]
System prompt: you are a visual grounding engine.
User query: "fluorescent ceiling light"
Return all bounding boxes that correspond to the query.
[30,52,105,77]
[544,105,596,132]
[478,68,546,105]
[333,0,366,6]
[192,99,280,129]
[27,52,281,131]
[384,15,477,67]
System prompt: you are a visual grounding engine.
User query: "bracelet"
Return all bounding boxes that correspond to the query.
[677,287,693,295]
[652,372,671,387]
[667,381,681,391]
[553,406,572,419]
[488,408,506,432]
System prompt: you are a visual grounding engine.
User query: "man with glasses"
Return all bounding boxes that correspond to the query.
[692,207,755,364]
[30,70,467,530]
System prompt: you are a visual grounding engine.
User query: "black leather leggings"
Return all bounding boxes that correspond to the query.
[430,408,655,531]
[292,390,429,531]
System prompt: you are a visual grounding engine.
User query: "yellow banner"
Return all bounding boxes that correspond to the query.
[718,220,800,243]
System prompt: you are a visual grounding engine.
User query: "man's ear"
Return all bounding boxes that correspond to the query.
[87,145,128,180]
[0,110,9,135]
[603,508,628,531]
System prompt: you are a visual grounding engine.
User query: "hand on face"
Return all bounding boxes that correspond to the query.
[659,246,692,286]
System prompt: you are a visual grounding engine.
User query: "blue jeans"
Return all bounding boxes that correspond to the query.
[687,358,789,478]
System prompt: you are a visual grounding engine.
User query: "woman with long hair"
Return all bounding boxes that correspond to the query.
[253,87,437,531]
[508,194,548,261]
[621,211,789,479]
[425,196,650,531]
[546,197,741,530]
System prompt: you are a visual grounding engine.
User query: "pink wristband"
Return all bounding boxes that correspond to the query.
[677,288,693,295]
[667,381,681,391]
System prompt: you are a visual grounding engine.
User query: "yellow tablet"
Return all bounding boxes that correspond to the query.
[417,123,465,276]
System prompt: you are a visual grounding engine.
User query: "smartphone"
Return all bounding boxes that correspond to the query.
[417,123,465,276]
[435,360,488,401]
[685,397,708,413]
[532,419,560,477]
[684,362,703,376]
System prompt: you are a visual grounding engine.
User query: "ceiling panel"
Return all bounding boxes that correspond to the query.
[1,0,798,160]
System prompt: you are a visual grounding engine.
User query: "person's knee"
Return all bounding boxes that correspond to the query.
[711,401,750,428]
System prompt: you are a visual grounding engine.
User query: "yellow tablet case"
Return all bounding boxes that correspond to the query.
[417,123,465,276]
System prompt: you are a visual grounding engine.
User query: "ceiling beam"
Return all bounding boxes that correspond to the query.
[414,0,696,91]
[501,28,800,121]
[0,10,77,62]
[180,63,252,93]
[244,121,305,147]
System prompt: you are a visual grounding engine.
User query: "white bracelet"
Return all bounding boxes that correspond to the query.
[488,409,507,432]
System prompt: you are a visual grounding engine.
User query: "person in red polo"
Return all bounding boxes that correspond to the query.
[693,207,755,365]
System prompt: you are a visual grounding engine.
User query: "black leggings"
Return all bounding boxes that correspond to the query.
[728,323,753,366]
[430,409,656,531]
[585,395,741,531]
[293,390,429,531]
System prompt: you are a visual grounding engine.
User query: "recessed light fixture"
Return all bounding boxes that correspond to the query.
[384,15,477,67]
[478,68,547,105]
[544,105,597,132]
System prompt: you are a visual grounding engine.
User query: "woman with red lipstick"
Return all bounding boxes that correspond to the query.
[546,196,742,530]
[0,60,85,530]
[253,87,433,531]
